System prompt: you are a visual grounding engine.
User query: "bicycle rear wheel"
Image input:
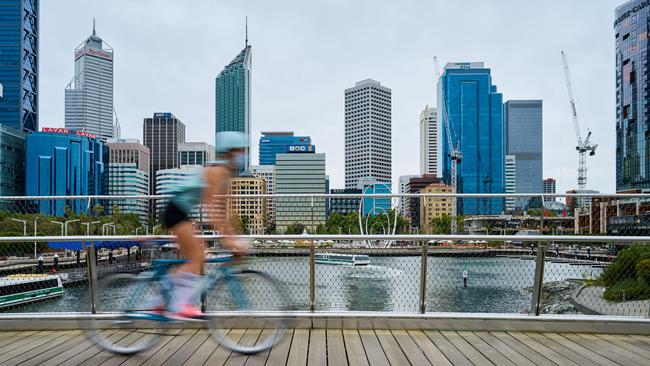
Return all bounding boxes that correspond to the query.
[206,270,291,354]
[82,273,164,355]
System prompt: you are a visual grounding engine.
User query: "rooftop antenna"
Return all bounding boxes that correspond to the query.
[245,16,248,46]
[92,18,96,36]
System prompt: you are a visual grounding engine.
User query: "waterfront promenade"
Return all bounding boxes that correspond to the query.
[1,328,649,365]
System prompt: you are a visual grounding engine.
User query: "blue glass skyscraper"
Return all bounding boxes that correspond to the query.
[215,43,251,170]
[439,62,505,215]
[259,132,313,165]
[0,0,38,132]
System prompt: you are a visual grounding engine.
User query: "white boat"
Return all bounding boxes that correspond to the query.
[315,253,370,266]
[0,274,64,309]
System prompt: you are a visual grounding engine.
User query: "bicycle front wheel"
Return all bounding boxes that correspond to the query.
[82,272,164,355]
[206,270,291,354]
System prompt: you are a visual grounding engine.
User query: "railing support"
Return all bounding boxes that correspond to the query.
[530,243,546,315]
[86,244,98,314]
[309,241,316,312]
[419,240,428,314]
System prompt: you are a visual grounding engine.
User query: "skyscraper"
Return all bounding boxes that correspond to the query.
[344,79,392,189]
[505,155,516,211]
[259,132,313,165]
[398,175,418,217]
[615,0,650,191]
[0,125,26,198]
[143,113,186,197]
[65,21,114,140]
[106,138,150,221]
[543,177,556,201]
[215,40,251,171]
[439,62,504,215]
[420,105,438,176]
[505,100,543,208]
[0,0,38,132]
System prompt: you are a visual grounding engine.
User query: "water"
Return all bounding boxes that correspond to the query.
[4,256,601,314]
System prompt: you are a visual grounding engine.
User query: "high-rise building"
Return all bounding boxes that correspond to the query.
[65,22,114,140]
[543,178,556,201]
[0,0,38,132]
[143,113,186,197]
[615,1,650,191]
[229,171,267,234]
[250,164,276,224]
[439,62,504,215]
[275,153,326,233]
[505,155,516,211]
[398,175,418,217]
[420,105,438,176]
[215,43,251,171]
[420,182,453,234]
[505,100,543,208]
[258,132,313,165]
[344,79,392,189]
[358,177,391,217]
[106,139,150,221]
[25,128,106,216]
[0,126,26,199]
[329,188,362,216]
[178,142,215,167]
[407,174,442,228]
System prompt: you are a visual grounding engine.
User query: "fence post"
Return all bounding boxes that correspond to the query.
[530,243,546,315]
[309,240,316,312]
[86,197,99,314]
[419,240,428,314]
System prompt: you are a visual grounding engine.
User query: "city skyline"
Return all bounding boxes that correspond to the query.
[38,0,620,193]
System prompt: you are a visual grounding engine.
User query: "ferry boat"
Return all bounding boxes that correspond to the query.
[0,274,64,309]
[315,253,370,266]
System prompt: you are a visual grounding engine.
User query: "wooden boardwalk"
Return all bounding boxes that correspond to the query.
[0,329,649,365]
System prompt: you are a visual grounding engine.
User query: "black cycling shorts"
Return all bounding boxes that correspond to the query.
[163,201,189,229]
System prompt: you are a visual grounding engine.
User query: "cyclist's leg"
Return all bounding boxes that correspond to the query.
[172,221,205,274]
[167,221,205,317]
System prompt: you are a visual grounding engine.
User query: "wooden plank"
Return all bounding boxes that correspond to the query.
[141,329,198,366]
[456,331,516,366]
[0,331,81,366]
[390,330,432,366]
[523,332,598,366]
[440,331,493,366]
[0,331,56,363]
[307,329,327,366]
[343,330,369,366]
[225,329,263,366]
[614,335,650,351]
[358,329,389,366]
[59,330,134,366]
[627,335,650,346]
[507,332,580,366]
[571,333,649,366]
[264,329,294,366]
[326,329,348,366]
[203,329,246,366]
[0,330,39,348]
[243,329,275,366]
[286,329,309,366]
[375,330,411,365]
[595,334,650,361]
[473,332,537,366]
[112,331,178,366]
[162,330,210,366]
[23,330,116,366]
[181,330,223,366]
[84,330,154,366]
[425,331,472,366]
[543,333,620,366]
[407,331,452,366]
[489,332,556,366]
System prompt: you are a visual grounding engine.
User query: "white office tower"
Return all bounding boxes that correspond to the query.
[250,165,276,224]
[419,105,438,176]
[178,142,215,167]
[65,21,114,140]
[505,155,516,211]
[344,79,392,188]
[398,175,417,217]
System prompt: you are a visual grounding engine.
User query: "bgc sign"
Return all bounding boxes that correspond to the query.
[287,145,315,153]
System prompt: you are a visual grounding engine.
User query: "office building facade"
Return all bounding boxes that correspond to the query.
[439,62,504,215]
[143,112,185,197]
[0,125,26,199]
[420,105,438,176]
[65,23,114,140]
[179,142,215,167]
[420,182,453,234]
[259,132,313,165]
[543,178,556,201]
[25,128,106,216]
[398,175,418,217]
[615,0,650,191]
[106,139,150,221]
[407,174,443,228]
[229,171,267,234]
[505,155,516,211]
[505,100,543,208]
[275,153,326,233]
[329,188,362,216]
[215,44,251,171]
[250,164,276,224]
[344,79,392,188]
[0,0,38,132]
[358,177,391,217]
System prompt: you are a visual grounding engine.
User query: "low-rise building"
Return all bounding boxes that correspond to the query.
[228,170,267,234]
[420,182,453,233]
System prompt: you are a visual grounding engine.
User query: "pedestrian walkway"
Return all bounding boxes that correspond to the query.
[572,285,650,317]
[0,329,649,365]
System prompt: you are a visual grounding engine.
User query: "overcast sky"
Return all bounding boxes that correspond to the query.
[41,0,623,193]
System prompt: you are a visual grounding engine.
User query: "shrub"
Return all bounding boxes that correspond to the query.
[603,278,650,302]
[600,245,650,286]
[637,259,650,283]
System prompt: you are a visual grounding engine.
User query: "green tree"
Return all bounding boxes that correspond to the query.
[430,214,451,234]
[286,222,306,234]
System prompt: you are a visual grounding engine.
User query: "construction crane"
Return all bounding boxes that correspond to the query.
[560,51,597,211]
[434,57,462,234]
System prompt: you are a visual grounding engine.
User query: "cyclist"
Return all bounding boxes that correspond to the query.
[158,131,250,320]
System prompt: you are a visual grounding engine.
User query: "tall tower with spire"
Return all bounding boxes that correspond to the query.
[65,20,114,140]
[215,19,252,171]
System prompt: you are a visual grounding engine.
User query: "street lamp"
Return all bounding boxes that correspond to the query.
[33,216,39,259]
[64,219,79,235]
[51,221,64,236]
[10,218,27,236]
[152,225,161,235]
[102,223,115,236]
[82,221,101,235]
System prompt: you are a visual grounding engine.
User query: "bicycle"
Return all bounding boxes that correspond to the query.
[82,247,291,355]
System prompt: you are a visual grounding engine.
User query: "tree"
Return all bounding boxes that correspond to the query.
[286,222,306,234]
[430,214,451,234]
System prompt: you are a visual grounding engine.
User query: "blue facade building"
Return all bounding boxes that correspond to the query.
[259,132,313,165]
[439,62,505,215]
[26,128,107,216]
[0,0,39,132]
[358,179,392,217]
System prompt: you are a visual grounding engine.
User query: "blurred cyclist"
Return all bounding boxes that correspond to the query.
[158,131,250,320]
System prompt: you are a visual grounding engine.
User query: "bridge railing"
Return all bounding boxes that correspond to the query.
[0,193,649,318]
